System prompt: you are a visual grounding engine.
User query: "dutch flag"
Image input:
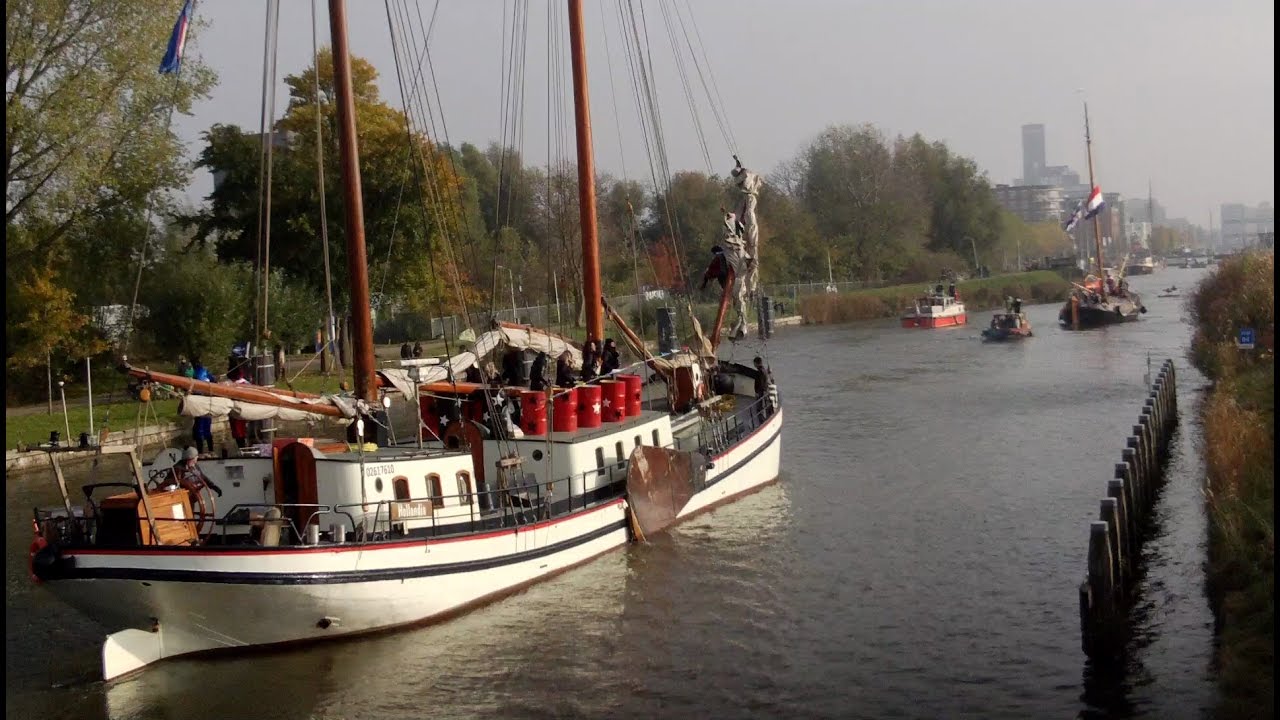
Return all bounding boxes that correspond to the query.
[159,0,193,75]
[1084,185,1106,219]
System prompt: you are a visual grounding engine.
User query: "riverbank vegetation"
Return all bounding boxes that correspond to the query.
[1187,251,1274,719]
[797,271,1073,324]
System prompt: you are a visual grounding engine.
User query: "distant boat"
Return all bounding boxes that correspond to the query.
[1124,253,1156,275]
[1158,285,1180,298]
[982,301,1032,341]
[1058,102,1146,329]
[902,282,966,329]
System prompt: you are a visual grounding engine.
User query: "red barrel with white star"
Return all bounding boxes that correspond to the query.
[618,374,643,417]
[599,379,626,422]
[576,383,603,429]
[552,387,578,433]
[519,390,547,436]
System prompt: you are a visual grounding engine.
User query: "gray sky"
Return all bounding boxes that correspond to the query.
[174,0,1275,224]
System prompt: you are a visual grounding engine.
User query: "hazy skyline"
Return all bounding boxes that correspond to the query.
[172,0,1275,225]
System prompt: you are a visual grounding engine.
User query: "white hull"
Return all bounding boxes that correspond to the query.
[46,409,783,680]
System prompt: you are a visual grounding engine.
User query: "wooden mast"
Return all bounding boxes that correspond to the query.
[328,0,378,403]
[1084,101,1106,294]
[567,0,604,343]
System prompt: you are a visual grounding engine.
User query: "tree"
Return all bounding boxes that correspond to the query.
[794,125,927,281]
[6,0,215,267]
[137,249,254,364]
[187,50,476,332]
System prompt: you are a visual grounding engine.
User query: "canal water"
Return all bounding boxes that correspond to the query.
[6,269,1216,719]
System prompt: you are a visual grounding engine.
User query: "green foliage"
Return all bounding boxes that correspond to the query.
[6,0,215,279]
[1188,252,1274,379]
[137,249,254,364]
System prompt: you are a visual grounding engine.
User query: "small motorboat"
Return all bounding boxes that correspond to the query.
[1157,285,1180,298]
[902,281,966,329]
[982,301,1033,342]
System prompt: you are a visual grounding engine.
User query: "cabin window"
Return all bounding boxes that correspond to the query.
[427,473,444,508]
[634,435,642,448]
[595,447,605,476]
[456,471,473,506]
[392,476,410,501]
[652,429,661,447]
[615,441,625,469]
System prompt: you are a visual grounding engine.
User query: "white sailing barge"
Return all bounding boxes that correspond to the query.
[28,0,783,681]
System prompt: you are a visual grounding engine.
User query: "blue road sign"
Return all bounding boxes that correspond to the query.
[1238,328,1255,350]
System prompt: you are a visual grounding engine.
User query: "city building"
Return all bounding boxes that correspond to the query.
[1021,124,1045,185]
[993,184,1065,224]
[1219,202,1275,249]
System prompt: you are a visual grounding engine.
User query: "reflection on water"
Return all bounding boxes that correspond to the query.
[6,269,1216,719]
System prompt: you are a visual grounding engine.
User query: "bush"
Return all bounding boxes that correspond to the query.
[1188,252,1275,379]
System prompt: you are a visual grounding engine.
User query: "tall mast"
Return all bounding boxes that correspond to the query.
[567,0,603,342]
[1084,101,1105,289]
[329,0,377,403]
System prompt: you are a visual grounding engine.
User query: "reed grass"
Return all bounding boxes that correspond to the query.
[1189,252,1274,719]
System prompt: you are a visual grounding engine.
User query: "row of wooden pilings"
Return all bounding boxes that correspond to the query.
[1079,358,1179,659]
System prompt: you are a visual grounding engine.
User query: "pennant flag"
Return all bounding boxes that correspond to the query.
[1062,198,1085,232]
[1084,185,1106,219]
[158,0,193,75]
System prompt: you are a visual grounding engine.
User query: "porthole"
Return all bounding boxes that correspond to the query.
[374,477,384,492]
[532,449,544,461]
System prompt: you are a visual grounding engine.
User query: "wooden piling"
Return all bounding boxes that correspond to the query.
[1101,497,1126,594]
[1080,358,1181,660]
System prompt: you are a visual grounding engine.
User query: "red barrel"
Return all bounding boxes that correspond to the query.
[599,379,627,422]
[552,388,578,433]
[577,383,603,429]
[519,391,548,436]
[419,396,440,437]
[619,374,643,417]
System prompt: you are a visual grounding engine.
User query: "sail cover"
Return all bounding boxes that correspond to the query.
[378,323,583,397]
[179,393,360,421]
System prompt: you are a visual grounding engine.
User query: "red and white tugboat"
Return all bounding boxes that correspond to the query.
[901,282,967,329]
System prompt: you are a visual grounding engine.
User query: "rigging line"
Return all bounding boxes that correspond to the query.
[251,0,276,347]
[123,66,188,356]
[656,0,712,173]
[310,0,341,372]
[396,1,474,330]
[384,1,458,375]
[599,5,629,182]
[623,0,688,290]
[254,0,282,344]
[406,0,480,329]
[674,0,736,153]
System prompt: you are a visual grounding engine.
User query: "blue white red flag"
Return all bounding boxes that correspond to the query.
[158,0,193,75]
[1084,185,1106,219]
[1062,198,1085,232]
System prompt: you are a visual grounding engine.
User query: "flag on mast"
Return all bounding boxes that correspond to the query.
[158,0,193,75]
[1062,198,1085,232]
[1084,185,1106,219]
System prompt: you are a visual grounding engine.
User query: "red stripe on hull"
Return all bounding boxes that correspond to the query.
[900,313,967,329]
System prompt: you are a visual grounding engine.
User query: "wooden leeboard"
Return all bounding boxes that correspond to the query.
[625,446,705,538]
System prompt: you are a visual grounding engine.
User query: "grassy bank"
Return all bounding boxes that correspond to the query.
[1188,251,1274,719]
[797,270,1073,324]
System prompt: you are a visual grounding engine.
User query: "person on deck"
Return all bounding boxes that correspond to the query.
[700,246,731,292]
[580,339,600,382]
[554,350,575,388]
[168,446,223,497]
[730,156,763,296]
[188,359,215,455]
[529,352,549,392]
[600,339,621,376]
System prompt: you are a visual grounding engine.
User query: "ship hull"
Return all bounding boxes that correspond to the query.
[37,409,783,680]
[900,313,967,329]
[1058,301,1143,328]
